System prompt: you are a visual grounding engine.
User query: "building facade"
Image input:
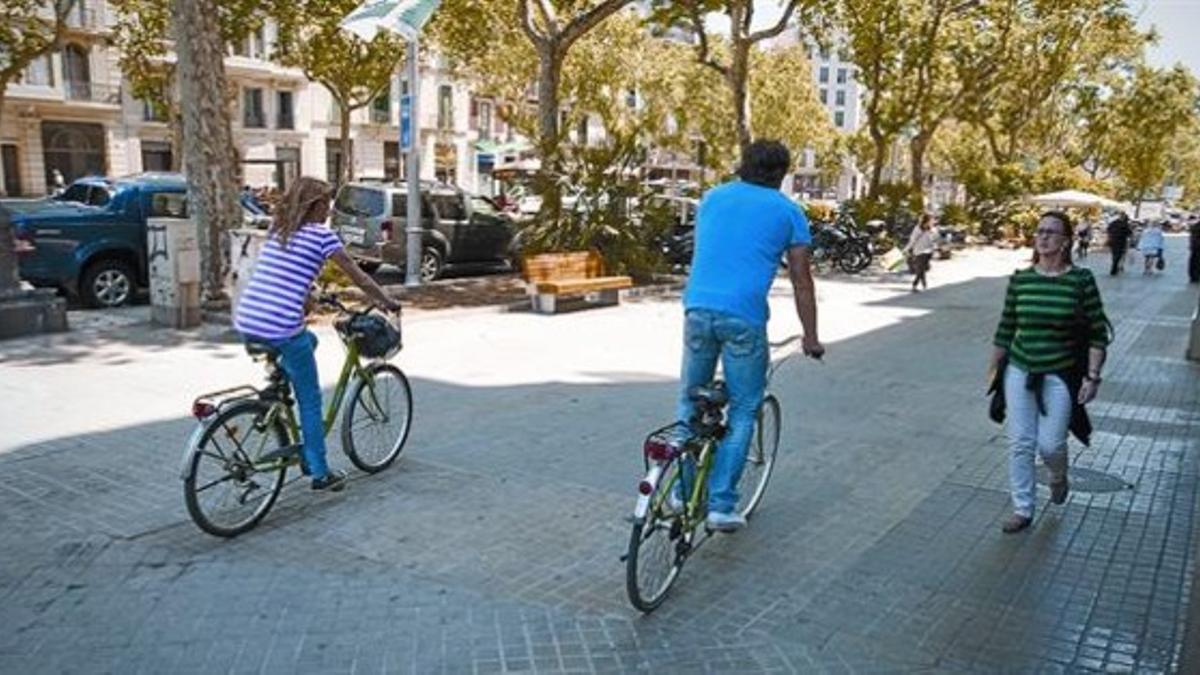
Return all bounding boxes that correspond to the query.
[766,29,865,202]
[0,2,509,198]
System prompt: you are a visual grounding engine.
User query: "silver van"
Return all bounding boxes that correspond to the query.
[331,181,515,281]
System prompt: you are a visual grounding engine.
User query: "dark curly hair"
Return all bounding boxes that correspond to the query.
[737,140,791,189]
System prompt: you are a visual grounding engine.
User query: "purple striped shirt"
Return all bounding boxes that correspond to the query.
[234,223,343,340]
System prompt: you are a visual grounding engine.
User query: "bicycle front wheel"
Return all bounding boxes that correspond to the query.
[737,394,781,519]
[626,459,691,612]
[183,400,289,538]
[341,363,413,473]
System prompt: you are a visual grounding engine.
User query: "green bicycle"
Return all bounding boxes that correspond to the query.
[624,336,806,612]
[181,293,413,538]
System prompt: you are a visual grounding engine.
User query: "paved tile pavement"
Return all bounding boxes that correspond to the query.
[1,241,1198,673]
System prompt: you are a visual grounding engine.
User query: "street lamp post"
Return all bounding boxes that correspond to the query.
[340,0,442,288]
[403,39,422,287]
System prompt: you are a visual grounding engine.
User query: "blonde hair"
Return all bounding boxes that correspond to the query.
[272,176,332,247]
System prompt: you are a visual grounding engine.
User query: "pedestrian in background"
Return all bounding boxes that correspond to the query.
[1138,220,1165,275]
[1106,213,1132,276]
[1075,220,1092,260]
[1188,216,1200,283]
[904,213,938,292]
[989,210,1111,534]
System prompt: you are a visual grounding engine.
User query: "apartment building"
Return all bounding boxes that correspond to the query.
[0,2,508,198]
[766,29,865,201]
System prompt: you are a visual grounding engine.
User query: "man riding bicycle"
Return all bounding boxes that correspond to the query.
[676,140,823,532]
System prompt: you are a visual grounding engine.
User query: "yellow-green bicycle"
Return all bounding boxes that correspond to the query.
[181,293,412,537]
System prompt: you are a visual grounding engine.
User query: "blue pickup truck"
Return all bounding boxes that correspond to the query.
[11,173,266,308]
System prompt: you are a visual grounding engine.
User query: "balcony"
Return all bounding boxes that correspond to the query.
[65,80,121,104]
[65,7,106,31]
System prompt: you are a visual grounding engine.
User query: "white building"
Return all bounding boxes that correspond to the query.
[0,2,510,198]
[766,29,865,201]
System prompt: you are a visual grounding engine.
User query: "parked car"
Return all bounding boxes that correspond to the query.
[11,173,270,308]
[330,181,516,281]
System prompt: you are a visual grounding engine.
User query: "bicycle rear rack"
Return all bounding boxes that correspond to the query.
[191,385,262,419]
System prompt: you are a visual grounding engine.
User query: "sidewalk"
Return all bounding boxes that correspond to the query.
[0,242,1197,673]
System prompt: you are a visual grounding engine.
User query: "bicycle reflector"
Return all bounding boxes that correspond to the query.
[643,437,679,463]
[192,401,217,419]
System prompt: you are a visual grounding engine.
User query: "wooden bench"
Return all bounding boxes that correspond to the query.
[521,251,633,314]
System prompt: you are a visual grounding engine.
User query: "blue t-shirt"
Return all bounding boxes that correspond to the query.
[683,181,811,326]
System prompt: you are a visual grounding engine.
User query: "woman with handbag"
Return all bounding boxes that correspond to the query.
[1138,220,1165,275]
[904,213,938,292]
[988,211,1111,533]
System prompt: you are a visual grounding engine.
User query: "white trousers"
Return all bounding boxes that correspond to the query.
[1004,364,1071,517]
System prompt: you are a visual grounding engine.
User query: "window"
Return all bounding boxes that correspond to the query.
[819,88,827,104]
[143,99,169,122]
[326,138,352,184]
[371,86,390,124]
[334,186,385,217]
[626,89,638,110]
[834,111,845,128]
[384,141,401,181]
[437,85,453,130]
[243,88,265,128]
[250,26,266,59]
[819,46,830,59]
[22,56,54,86]
[141,141,173,172]
[835,90,846,107]
[430,194,466,220]
[837,68,847,84]
[391,194,434,220]
[478,101,493,141]
[276,91,294,129]
[819,67,829,84]
[2,145,21,196]
[577,117,588,145]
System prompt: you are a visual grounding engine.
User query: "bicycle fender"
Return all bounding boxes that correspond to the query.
[179,423,208,480]
[633,464,664,521]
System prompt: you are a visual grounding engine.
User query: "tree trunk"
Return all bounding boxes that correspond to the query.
[339,103,354,187]
[172,0,241,310]
[868,131,887,199]
[169,108,185,172]
[909,133,928,204]
[730,41,753,153]
[535,43,564,221]
[0,92,21,296]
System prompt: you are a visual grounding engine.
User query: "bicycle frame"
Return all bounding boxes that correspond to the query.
[271,339,379,442]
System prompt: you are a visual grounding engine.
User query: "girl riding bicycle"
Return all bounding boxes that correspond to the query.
[233,176,401,492]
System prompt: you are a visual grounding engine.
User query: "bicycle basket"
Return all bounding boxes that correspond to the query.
[346,313,402,359]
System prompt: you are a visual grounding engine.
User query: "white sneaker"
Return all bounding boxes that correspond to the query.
[706,510,746,532]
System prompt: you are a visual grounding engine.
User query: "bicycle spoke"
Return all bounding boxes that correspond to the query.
[194,474,235,493]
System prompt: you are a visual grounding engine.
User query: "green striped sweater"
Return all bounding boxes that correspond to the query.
[993,267,1111,374]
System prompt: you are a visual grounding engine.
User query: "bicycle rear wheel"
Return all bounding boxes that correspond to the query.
[183,401,289,538]
[626,459,692,612]
[737,394,781,519]
[341,363,413,473]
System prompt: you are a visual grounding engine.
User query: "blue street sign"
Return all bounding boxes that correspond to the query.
[400,94,412,151]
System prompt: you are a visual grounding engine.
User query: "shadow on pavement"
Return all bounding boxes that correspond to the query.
[1,249,1198,673]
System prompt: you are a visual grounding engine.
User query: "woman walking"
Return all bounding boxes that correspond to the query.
[904,213,938,292]
[1138,220,1165,275]
[988,211,1111,533]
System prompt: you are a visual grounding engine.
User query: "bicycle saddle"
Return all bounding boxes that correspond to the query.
[244,342,280,360]
[687,383,728,407]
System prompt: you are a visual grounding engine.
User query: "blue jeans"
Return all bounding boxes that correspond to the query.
[676,309,769,515]
[244,330,330,479]
[1004,364,1070,518]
